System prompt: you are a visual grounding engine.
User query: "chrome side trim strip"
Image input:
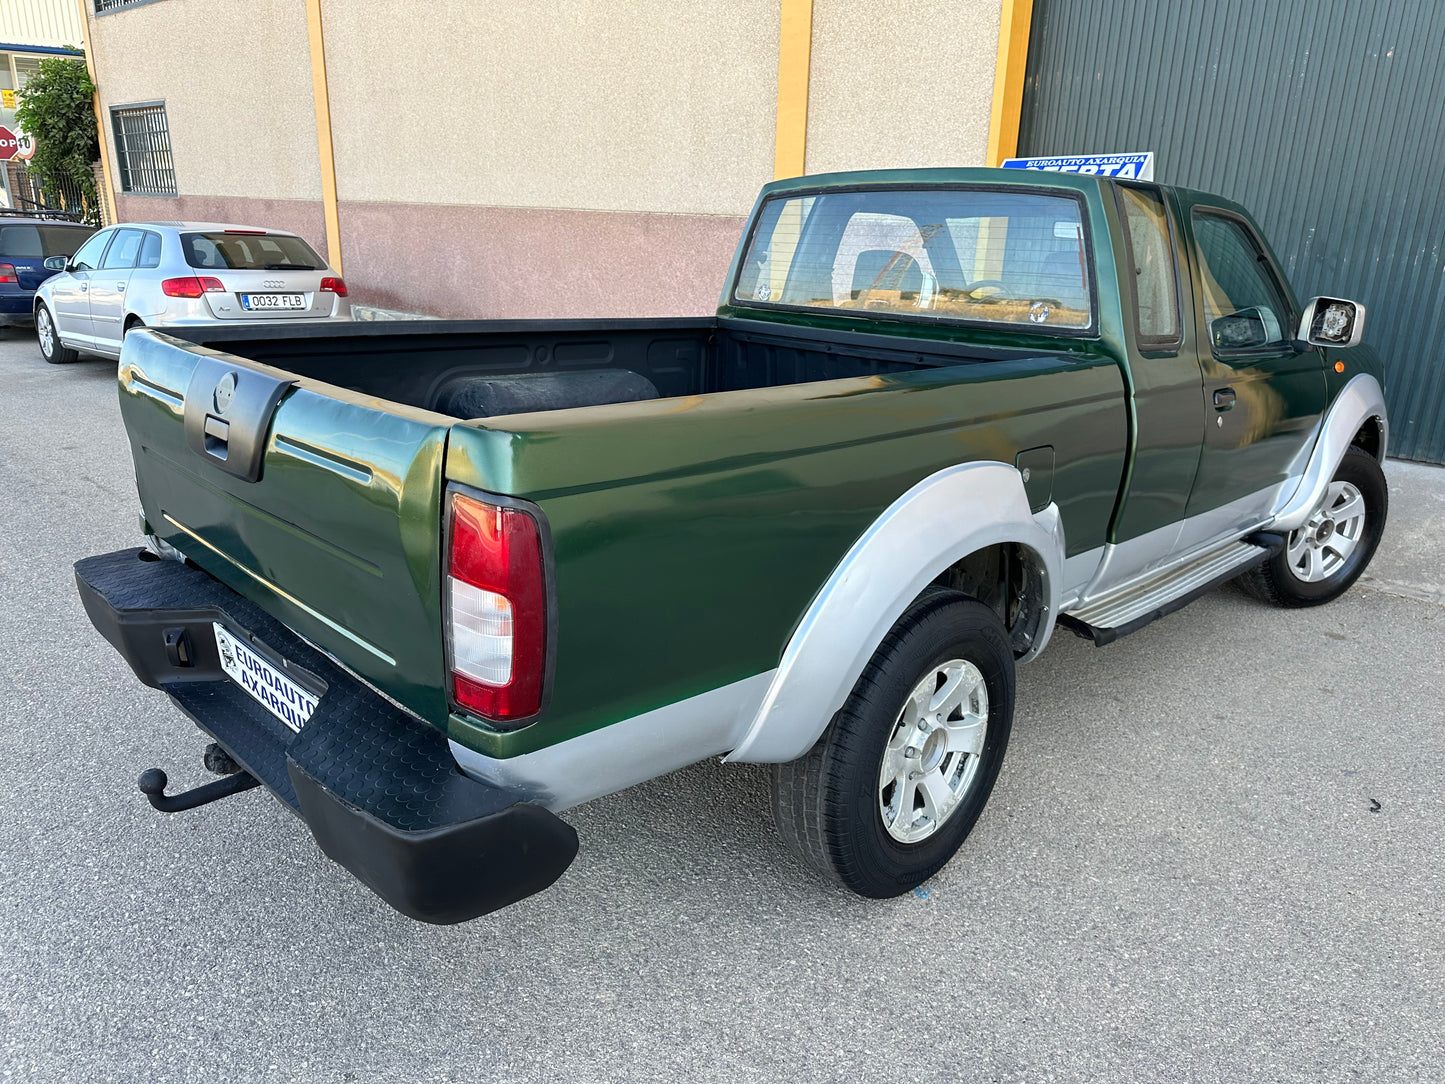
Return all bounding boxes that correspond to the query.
[449,670,777,812]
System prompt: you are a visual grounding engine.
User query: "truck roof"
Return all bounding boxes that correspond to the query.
[756,166,1118,199]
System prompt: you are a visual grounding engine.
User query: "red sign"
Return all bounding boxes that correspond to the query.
[0,126,17,161]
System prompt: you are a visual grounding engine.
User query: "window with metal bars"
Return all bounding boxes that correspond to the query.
[94,0,152,13]
[111,103,177,196]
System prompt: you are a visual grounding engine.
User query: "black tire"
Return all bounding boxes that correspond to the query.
[1241,445,1388,607]
[36,303,78,364]
[770,589,1016,898]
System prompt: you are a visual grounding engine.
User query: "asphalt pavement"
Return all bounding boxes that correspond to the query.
[1,327,1441,1083]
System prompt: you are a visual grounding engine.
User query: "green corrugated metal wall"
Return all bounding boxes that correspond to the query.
[1018,0,1445,463]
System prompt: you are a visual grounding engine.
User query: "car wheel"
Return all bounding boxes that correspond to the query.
[770,589,1015,898]
[1242,446,1388,607]
[36,304,78,365]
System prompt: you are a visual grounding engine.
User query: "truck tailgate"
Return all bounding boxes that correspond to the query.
[117,330,452,722]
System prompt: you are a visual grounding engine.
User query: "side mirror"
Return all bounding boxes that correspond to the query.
[1297,296,1365,348]
[43,255,69,272]
[1210,305,1281,350]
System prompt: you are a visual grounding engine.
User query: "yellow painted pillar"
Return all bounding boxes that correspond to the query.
[986,0,1035,167]
[306,0,343,274]
[74,0,117,224]
[773,0,813,180]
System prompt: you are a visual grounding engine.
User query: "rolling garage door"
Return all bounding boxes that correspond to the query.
[1018,0,1445,462]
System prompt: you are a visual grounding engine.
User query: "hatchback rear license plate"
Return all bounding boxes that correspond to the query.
[241,293,305,310]
[213,622,320,732]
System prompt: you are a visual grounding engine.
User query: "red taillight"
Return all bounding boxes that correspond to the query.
[447,491,548,723]
[161,276,226,298]
[0,263,16,284]
[319,276,348,297]
[223,228,266,235]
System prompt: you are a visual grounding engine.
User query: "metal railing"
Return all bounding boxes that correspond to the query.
[111,102,177,196]
[7,166,98,225]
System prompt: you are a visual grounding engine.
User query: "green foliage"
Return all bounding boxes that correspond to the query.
[13,53,101,225]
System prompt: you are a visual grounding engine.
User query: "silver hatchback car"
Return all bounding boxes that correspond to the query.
[34,221,352,363]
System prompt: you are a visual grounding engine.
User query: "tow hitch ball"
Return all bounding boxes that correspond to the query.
[137,743,261,813]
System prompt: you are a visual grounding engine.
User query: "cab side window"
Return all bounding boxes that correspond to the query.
[1116,185,1180,346]
[1191,211,1291,351]
[69,230,112,273]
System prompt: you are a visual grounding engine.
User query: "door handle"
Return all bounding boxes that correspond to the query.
[1213,388,1237,411]
[80,283,88,293]
[117,283,126,291]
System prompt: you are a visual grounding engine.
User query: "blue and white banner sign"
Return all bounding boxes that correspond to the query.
[1000,152,1155,181]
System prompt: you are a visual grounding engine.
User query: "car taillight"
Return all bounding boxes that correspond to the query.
[447,491,548,723]
[319,276,348,297]
[161,276,226,298]
[0,263,16,284]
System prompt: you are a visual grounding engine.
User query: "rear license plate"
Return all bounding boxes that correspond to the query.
[240,293,306,310]
[213,622,320,732]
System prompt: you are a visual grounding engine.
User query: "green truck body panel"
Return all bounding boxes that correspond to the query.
[444,347,1126,757]
[121,341,454,724]
[110,168,1373,773]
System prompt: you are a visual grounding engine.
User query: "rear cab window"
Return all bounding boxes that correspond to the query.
[182,232,323,271]
[0,224,96,260]
[734,186,1095,332]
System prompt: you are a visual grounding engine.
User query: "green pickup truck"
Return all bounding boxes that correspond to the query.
[76,169,1388,923]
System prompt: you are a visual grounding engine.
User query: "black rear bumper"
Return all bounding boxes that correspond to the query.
[74,548,577,923]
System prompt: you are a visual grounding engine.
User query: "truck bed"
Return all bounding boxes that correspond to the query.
[162,316,1060,418]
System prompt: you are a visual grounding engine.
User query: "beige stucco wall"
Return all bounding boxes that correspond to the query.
[86,0,320,203]
[805,0,1002,175]
[321,0,778,216]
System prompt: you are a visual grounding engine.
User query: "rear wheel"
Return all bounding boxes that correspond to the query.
[1242,445,1387,607]
[36,304,78,364]
[770,590,1015,897]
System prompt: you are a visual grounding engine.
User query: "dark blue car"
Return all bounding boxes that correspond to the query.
[0,212,96,328]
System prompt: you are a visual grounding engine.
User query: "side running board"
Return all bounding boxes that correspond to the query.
[1059,533,1284,646]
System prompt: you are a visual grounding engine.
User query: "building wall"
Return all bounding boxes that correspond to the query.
[0,0,86,50]
[805,0,1002,175]
[87,0,325,252]
[320,0,779,317]
[83,1,1005,319]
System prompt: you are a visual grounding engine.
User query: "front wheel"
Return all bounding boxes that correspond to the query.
[1242,445,1388,607]
[770,590,1015,898]
[36,304,78,365]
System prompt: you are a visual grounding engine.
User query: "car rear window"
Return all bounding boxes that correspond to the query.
[0,224,96,259]
[734,187,1094,331]
[181,232,323,271]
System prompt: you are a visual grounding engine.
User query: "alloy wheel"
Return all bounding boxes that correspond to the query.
[1285,480,1366,582]
[878,658,989,844]
[37,308,54,357]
